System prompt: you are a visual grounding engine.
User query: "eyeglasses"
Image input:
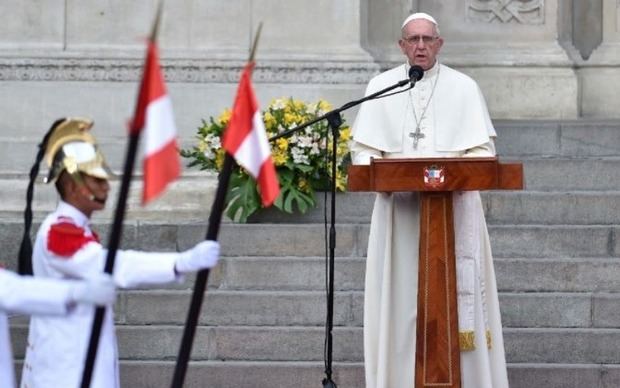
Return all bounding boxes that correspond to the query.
[402,35,438,45]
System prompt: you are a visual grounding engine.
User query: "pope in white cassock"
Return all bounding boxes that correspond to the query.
[350,13,510,388]
[0,269,115,388]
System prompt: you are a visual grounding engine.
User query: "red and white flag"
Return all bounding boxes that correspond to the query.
[130,40,180,205]
[223,63,280,206]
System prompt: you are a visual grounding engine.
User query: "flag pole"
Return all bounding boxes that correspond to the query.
[79,3,164,387]
[170,22,264,388]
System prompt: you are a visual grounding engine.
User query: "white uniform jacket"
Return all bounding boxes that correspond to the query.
[1,269,73,388]
[21,201,182,388]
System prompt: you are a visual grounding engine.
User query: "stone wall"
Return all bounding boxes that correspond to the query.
[0,0,617,154]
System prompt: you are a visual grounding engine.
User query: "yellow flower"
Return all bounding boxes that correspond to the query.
[218,108,232,125]
[284,112,298,125]
[264,111,277,129]
[272,148,288,166]
[298,178,310,193]
[293,99,306,111]
[336,177,346,191]
[336,171,346,191]
[317,99,332,111]
[197,139,207,153]
[276,138,289,151]
[339,127,351,141]
[215,148,226,171]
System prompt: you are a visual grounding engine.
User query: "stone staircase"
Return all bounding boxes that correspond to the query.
[5,120,620,387]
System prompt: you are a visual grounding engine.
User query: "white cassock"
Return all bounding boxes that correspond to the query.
[0,269,74,388]
[351,61,509,388]
[21,201,184,388]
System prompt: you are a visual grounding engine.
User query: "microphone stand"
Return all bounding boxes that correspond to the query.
[270,74,419,388]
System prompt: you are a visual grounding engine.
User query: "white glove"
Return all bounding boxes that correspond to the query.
[175,240,220,273]
[69,273,116,306]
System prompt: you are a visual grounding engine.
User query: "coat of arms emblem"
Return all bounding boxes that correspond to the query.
[423,165,445,188]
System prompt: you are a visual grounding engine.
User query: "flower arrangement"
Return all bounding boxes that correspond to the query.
[182,97,351,222]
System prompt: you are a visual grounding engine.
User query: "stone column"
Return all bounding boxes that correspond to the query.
[574,0,620,118]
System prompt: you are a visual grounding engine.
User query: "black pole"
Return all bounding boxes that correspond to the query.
[321,112,341,388]
[80,133,140,388]
[171,154,236,388]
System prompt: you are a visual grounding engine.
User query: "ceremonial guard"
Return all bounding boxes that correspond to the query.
[19,118,221,388]
[0,269,115,388]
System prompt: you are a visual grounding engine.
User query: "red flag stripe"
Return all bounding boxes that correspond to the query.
[256,156,280,206]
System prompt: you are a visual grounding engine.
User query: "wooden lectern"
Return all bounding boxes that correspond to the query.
[348,157,523,388]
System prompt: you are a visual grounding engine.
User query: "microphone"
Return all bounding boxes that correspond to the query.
[408,65,424,86]
[362,64,426,103]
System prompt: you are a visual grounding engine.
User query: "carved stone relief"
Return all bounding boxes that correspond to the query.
[468,0,544,24]
[0,57,377,84]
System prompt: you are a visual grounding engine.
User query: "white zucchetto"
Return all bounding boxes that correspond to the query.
[401,12,438,29]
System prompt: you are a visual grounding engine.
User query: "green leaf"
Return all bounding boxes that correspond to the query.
[282,186,315,214]
[225,171,261,223]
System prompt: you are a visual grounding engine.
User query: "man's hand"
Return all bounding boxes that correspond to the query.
[69,273,116,306]
[175,240,221,273]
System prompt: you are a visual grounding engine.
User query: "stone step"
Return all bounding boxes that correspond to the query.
[115,290,618,329]
[117,361,619,388]
[115,361,620,388]
[507,363,620,388]
[5,169,620,226]
[118,361,365,388]
[11,353,620,388]
[3,250,620,295]
[10,324,620,364]
[2,220,619,271]
[520,157,620,191]
[216,256,620,293]
[483,191,620,225]
[235,190,620,226]
[494,120,620,158]
[15,360,613,388]
[0,171,218,222]
[10,287,616,330]
[2,120,620,174]
[496,258,620,293]
[4,156,620,193]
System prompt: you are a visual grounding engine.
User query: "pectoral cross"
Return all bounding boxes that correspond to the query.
[409,126,425,149]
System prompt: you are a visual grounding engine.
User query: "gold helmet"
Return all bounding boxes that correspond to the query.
[43,117,112,183]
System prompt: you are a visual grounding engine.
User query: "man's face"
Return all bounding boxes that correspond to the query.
[68,173,110,216]
[399,19,443,71]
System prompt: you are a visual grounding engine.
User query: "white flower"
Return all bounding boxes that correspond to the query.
[205,133,221,149]
[272,99,286,110]
[291,146,310,165]
[297,135,314,148]
[203,149,215,159]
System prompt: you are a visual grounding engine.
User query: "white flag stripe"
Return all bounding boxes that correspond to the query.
[233,111,272,178]
[143,95,177,155]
